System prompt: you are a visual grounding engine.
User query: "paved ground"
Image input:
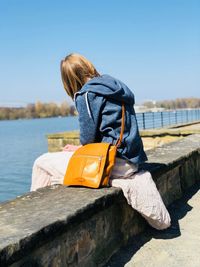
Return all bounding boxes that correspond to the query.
[105,182,200,267]
[179,122,200,131]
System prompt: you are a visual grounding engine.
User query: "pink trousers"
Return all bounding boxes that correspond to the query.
[31,152,171,230]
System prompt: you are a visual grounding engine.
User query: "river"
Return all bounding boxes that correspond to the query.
[0,117,79,202]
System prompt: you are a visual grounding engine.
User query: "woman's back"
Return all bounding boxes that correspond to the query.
[75,74,147,164]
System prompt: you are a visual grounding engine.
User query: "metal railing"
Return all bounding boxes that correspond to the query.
[136,109,200,130]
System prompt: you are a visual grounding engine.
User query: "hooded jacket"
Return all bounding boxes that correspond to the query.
[74,74,147,165]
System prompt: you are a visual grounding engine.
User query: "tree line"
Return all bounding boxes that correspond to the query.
[143,98,200,110]
[1,97,199,120]
[0,101,76,120]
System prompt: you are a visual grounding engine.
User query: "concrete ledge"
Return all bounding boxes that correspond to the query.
[0,135,200,266]
[46,121,200,152]
[167,120,200,129]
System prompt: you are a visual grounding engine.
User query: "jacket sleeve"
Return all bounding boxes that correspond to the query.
[75,92,105,145]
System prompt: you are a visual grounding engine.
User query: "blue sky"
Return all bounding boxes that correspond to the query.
[0,0,199,105]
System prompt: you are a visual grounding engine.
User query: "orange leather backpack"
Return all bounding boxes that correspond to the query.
[63,104,125,188]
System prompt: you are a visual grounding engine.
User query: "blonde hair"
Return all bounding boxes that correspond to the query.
[60,53,100,98]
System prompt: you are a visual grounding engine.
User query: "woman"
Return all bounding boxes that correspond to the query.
[31,53,171,230]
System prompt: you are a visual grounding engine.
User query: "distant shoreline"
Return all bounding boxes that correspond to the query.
[0,101,77,121]
[0,114,77,122]
[1,108,200,122]
[1,97,199,121]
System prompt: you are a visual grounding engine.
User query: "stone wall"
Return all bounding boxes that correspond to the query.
[47,131,80,152]
[0,134,200,267]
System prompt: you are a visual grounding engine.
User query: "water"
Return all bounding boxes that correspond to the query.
[0,117,79,203]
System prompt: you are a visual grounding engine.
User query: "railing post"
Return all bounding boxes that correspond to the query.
[181,110,183,123]
[142,113,145,129]
[175,110,178,124]
[161,112,164,127]
[169,111,171,126]
[152,112,155,129]
[186,110,189,122]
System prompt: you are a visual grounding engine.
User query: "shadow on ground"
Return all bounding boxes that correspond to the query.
[104,182,200,267]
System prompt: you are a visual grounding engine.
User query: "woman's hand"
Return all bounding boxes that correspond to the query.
[62,144,81,152]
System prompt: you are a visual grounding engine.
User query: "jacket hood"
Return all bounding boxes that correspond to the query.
[75,74,135,105]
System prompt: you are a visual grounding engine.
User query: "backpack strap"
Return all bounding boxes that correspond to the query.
[115,103,125,148]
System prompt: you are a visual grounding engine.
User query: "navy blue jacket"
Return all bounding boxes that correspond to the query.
[74,74,147,165]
